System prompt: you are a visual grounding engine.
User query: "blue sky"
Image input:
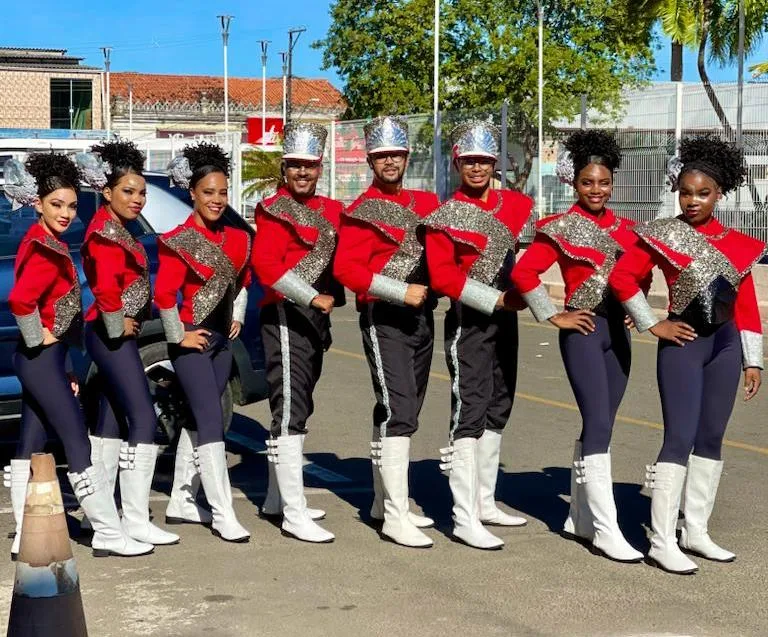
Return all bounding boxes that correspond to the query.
[4,0,766,85]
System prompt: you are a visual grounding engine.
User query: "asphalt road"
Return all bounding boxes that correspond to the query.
[1,299,766,636]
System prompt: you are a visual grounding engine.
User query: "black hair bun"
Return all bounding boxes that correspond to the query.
[564,130,622,172]
[25,152,80,194]
[679,134,745,195]
[183,142,230,176]
[91,140,145,175]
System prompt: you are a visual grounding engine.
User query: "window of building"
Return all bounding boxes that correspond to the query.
[50,79,93,129]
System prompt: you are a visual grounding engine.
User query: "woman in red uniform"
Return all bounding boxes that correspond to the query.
[78,141,179,547]
[252,122,342,543]
[5,153,152,558]
[424,120,531,550]
[511,130,644,563]
[155,142,251,543]
[609,135,763,574]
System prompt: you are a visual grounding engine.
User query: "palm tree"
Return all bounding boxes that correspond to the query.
[241,149,283,200]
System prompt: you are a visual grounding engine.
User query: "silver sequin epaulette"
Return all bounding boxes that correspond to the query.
[94,219,148,266]
[263,196,337,286]
[347,198,424,283]
[423,198,514,287]
[537,213,621,311]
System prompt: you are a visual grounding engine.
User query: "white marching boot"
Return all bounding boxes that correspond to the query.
[646,462,698,574]
[5,459,30,559]
[68,463,154,557]
[477,430,526,527]
[119,443,180,546]
[444,437,503,550]
[81,436,122,532]
[580,453,642,562]
[260,439,325,521]
[270,435,334,543]
[165,428,213,526]
[679,455,735,562]
[371,438,433,528]
[377,437,432,548]
[562,441,593,541]
[196,441,250,543]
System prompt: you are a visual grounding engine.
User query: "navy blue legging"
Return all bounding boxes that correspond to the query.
[559,308,631,457]
[85,321,157,444]
[13,342,92,473]
[169,328,232,446]
[656,319,742,465]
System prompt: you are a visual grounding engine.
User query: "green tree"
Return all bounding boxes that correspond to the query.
[750,60,768,77]
[315,0,657,189]
[241,149,283,200]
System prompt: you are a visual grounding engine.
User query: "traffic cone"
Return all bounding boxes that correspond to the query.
[6,453,88,636]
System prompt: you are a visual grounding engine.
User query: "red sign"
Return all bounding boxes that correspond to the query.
[247,117,284,145]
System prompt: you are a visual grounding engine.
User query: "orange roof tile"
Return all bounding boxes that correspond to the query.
[110,72,344,111]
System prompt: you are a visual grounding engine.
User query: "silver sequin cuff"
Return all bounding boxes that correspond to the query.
[101,309,125,339]
[272,270,317,309]
[233,287,248,325]
[14,309,44,348]
[622,290,659,332]
[459,278,502,316]
[740,330,764,369]
[368,274,408,305]
[160,307,185,344]
[522,284,557,322]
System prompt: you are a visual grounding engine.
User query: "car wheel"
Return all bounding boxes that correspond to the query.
[139,341,234,445]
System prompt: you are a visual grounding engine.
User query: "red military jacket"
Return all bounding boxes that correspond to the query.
[81,206,150,338]
[424,188,533,315]
[511,204,643,321]
[333,184,440,306]
[608,215,765,368]
[9,223,82,347]
[154,214,252,343]
[252,187,344,308]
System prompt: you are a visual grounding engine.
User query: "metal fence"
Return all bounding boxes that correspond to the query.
[321,82,768,243]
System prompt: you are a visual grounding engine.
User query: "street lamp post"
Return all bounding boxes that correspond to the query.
[280,52,288,124]
[218,15,233,137]
[128,82,133,139]
[258,40,270,148]
[537,1,544,219]
[432,0,440,194]
[101,46,112,136]
[286,27,306,122]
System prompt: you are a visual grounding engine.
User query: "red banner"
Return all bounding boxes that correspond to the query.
[247,117,284,145]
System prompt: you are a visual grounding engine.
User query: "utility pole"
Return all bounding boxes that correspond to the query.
[280,51,288,124]
[258,40,270,147]
[286,27,306,122]
[101,46,112,135]
[218,15,233,136]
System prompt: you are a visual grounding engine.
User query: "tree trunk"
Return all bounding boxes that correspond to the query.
[697,6,734,139]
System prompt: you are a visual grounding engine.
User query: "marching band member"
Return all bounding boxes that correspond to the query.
[609,135,764,574]
[6,153,153,558]
[424,120,532,550]
[511,130,645,563]
[156,143,251,543]
[251,122,343,543]
[333,116,439,548]
[78,141,179,547]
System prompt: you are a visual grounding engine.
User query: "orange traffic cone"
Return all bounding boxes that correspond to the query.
[6,453,88,636]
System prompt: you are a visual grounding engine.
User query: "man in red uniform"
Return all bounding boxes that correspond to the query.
[424,120,532,549]
[251,122,343,543]
[333,116,438,548]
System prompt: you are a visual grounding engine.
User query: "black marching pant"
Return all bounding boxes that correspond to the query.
[444,302,518,442]
[14,342,92,473]
[360,302,434,438]
[261,302,330,437]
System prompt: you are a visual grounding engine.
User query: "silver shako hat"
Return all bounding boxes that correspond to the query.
[282,121,328,161]
[363,116,410,155]
[450,120,501,160]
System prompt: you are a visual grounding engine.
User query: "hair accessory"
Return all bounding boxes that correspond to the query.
[2,159,38,210]
[75,152,110,190]
[666,155,684,192]
[555,149,575,185]
[167,155,193,189]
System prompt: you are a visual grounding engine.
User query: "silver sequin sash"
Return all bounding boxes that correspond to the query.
[162,228,238,325]
[634,218,762,314]
[538,213,622,311]
[346,198,424,282]
[423,199,516,287]
[29,235,83,338]
[93,220,150,318]
[263,196,337,286]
